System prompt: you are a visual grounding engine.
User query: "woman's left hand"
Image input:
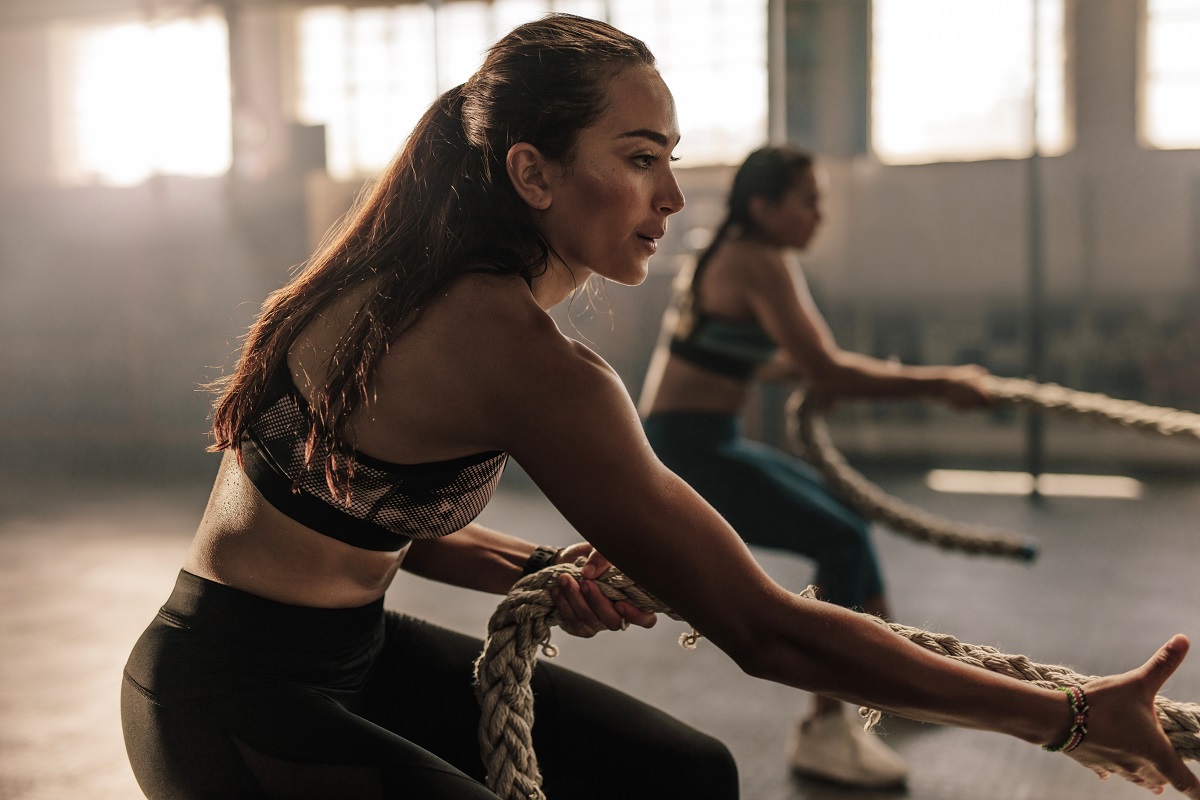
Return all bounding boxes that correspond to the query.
[1064,635,1200,797]
[549,543,658,638]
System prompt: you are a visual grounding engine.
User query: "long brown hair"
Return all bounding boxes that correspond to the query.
[209,14,655,498]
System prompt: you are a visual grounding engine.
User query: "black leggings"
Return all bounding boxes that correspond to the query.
[122,570,738,799]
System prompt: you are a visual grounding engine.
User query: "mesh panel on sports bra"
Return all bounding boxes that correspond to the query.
[245,382,507,544]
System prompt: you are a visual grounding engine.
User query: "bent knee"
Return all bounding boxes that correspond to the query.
[664,732,739,799]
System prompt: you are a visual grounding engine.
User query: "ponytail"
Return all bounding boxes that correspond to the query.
[210,14,656,500]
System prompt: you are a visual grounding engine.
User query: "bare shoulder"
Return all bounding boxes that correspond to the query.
[703,237,794,308]
[707,234,780,266]
[432,272,612,373]
[729,237,790,281]
[468,278,626,400]
[396,272,630,447]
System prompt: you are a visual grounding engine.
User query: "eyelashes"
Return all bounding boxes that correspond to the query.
[633,154,681,168]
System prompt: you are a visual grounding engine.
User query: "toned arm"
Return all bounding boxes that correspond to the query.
[400,522,540,595]
[375,274,1196,795]
[740,248,986,403]
[477,313,1199,796]
[495,340,1057,739]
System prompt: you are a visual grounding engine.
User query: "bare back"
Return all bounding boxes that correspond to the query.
[186,273,574,608]
[639,237,794,416]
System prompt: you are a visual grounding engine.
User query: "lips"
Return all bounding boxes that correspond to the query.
[637,234,660,253]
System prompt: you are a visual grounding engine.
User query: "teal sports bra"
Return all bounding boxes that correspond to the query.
[668,259,778,381]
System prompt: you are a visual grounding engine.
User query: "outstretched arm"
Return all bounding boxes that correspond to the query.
[743,250,991,408]
[486,327,1197,797]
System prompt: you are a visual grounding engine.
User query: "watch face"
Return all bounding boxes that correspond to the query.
[524,546,559,575]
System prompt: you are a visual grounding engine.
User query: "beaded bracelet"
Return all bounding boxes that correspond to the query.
[1042,685,1089,753]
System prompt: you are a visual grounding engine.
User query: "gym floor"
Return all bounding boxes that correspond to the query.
[2,461,1199,800]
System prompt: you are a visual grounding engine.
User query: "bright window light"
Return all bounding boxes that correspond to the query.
[872,0,1069,165]
[926,469,1144,499]
[298,0,766,179]
[434,2,494,91]
[52,13,232,187]
[1142,0,1200,149]
[610,0,768,166]
[297,5,438,181]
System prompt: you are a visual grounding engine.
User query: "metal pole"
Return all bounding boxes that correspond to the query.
[766,0,788,145]
[1026,0,1046,500]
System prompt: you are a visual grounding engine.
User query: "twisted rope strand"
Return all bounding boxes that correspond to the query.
[786,377,1200,561]
[788,586,1200,757]
[474,565,1200,799]
[985,377,1200,439]
[786,389,1039,561]
[473,564,689,800]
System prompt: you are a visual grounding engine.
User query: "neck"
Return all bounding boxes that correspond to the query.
[529,257,594,310]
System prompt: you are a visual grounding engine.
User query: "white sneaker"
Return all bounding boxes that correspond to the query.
[787,710,909,789]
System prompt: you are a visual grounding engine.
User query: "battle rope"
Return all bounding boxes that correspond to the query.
[786,376,1200,562]
[473,563,693,800]
[474,563,1200,800]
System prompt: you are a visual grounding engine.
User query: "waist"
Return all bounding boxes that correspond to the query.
[162,569,385,647]
[126,570,390,700]
[643,411,743,446]
[186,449,407,609]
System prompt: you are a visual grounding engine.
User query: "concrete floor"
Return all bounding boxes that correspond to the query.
[2,461,1200,800]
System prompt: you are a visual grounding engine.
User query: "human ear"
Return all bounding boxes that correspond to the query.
[506,143,553,210]
[747,194,773,227]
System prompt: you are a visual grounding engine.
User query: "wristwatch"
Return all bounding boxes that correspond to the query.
[522,545,563,576]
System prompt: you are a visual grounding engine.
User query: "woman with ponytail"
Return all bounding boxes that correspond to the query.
[638,146,996,788]
[122,16,1200,800]
[122,15,731,800]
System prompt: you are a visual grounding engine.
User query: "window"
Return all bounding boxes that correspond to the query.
[871,0,1069,165]
[297,0,766,179]
[1142,0,1200,149]
[609,0,768,167]
[297,4,438,181]
[51,12,232,187]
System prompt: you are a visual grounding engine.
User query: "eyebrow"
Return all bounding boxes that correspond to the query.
[619,129,680,148]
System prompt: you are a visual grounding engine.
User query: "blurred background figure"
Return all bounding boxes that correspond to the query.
[638,144,993,789]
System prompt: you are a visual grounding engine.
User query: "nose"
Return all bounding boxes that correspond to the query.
[658,170,686,216]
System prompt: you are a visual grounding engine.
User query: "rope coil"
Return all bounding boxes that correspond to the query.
[786,376,1200,562]
[474,564,1200,800]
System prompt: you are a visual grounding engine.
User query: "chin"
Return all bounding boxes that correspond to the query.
[610,261,650,287]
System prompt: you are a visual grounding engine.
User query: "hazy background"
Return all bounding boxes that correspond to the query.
[3,0,1200,493]
[2,2,1200,799]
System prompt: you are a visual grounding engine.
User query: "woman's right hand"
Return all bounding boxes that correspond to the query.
[549,544,658,639]
[1065,635,1200,797]
[937,364,995,409]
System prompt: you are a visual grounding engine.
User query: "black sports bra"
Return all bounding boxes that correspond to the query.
[240,370,507,551]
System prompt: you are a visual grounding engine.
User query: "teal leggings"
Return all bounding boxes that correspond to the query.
[644,412,884,608]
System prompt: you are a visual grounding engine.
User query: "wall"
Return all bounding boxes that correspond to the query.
[1,0,1197,486]
[0,9,307,483]
[769,0,1200,472]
